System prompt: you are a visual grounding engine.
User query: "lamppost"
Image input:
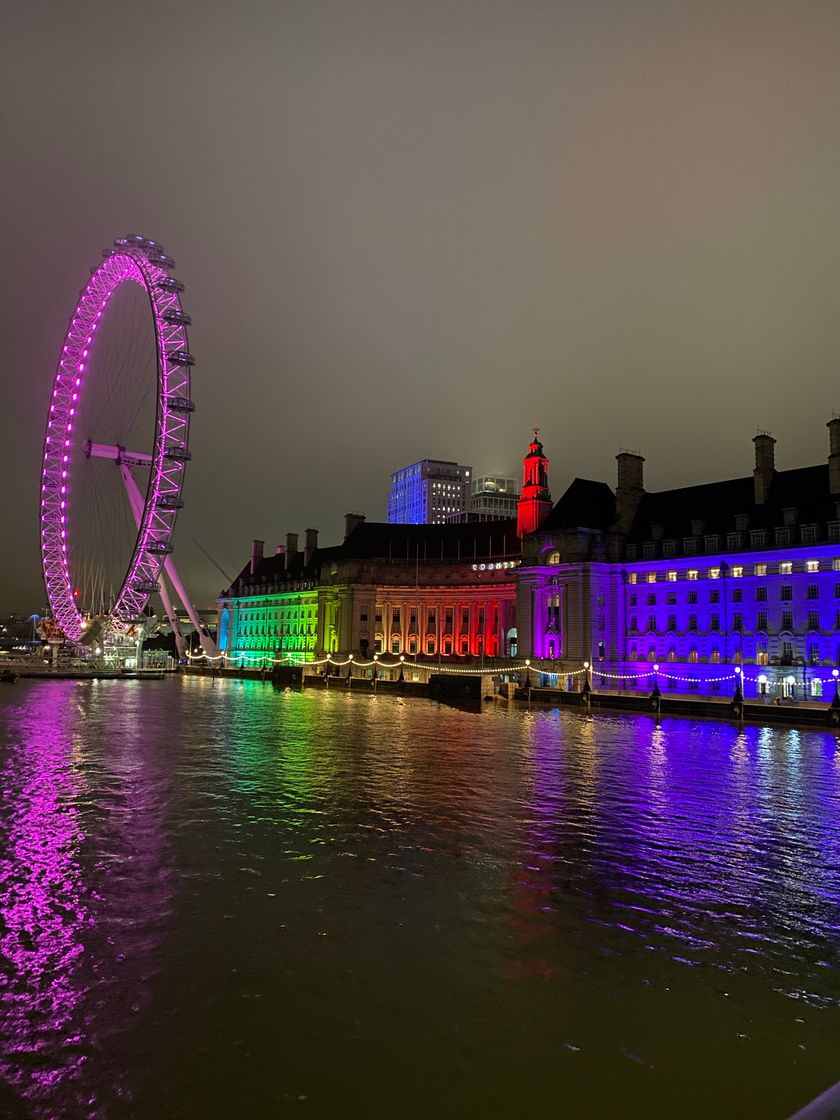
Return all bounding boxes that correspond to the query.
[582,659,591,706]
[786,674,796,703]
[524,658,531,688]
[650,662,661,715]
[398,654,405,684]
[731,665,744,723]
[757,672,767,702]
[372,653,378,691]
[347,652,354,688]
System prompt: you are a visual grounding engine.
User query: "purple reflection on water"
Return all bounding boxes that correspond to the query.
[0,682,91,1109]
[0,682,176,1119]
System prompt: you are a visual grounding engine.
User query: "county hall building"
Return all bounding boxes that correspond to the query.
[218,420,840,699]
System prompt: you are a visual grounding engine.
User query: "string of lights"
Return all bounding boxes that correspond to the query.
[182,649,840,691]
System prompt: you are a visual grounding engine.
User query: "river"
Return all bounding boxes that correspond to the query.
[0,676,838,1119]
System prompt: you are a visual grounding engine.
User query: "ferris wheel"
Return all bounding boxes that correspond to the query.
[40,235,215,659]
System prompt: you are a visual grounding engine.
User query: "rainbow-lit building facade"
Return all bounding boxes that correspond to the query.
[219,421,840,700]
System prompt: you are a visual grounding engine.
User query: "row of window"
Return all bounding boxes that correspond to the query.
[627,558,838,584]
[630,583,839,607]
[627,522,840,560]
[627,643,830,665]
[629,609,829,633]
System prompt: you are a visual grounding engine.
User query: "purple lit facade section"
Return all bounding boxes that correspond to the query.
[521,544,840,698]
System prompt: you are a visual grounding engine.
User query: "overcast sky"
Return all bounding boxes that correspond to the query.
[3,0,840,613]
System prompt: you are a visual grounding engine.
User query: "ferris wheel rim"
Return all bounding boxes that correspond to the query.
[40,237,194,642]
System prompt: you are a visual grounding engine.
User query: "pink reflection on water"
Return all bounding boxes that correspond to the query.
[0,682,91,1108]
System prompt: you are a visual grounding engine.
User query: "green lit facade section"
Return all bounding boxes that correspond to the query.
[221,589,319,662]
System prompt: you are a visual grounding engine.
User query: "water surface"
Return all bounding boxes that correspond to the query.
[1,677,839,1119]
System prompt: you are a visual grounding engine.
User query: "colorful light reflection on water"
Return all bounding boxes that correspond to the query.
[1,678,839,1119]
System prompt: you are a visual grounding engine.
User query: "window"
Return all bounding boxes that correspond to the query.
[781,611,793,631]
[547,550,561,565]
[626,544,638,560]
[733,612,743,630]
[834,557,840,571]
[688,614,698,630]
[390,637,401,654]
[732,588,743,602]
[688,569,699,581]
[375,613,382,623]
[688,591,698,604]
[757,611,768,630]
[629,594,637,606]
[647,572,657,584]
[630,617,638,632]
[666,593,676,605]
[807,585,819,600]
[783,508,798,526]
[392,608,401,624]
[691,519,704,535]
[663,540,676,557]
[754,563,767,576]
[683,538,698,555]
[667,614,677,630]
[802,527,819,544]
[628,573,637,584]
[776,527,794,546]
[360,613,368,622]
[805,559,819,572]
[647,616,655,631]
[808,611,819,630]
[689,648,698,663]
[829,523,840,543]
[647,594,656,605]
[780,585,793,601]
[710,614,720,630]
[709,568,721,580]
[710,590,720,603]
[756,587,767,601]
[751,530,768,548]
[705,535,721,553]
[732,566,743,578]
[735,513,749,531]
[710,649,720,663]
[779,561,793,575]
[756,644,768,665]
[667,570,677,582]
[727,533,744,550]
[643,542,656,559]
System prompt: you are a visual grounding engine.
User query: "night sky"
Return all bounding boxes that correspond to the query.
[4,1,840,614]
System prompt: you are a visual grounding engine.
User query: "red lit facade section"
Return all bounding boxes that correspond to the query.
[516,429,552,537]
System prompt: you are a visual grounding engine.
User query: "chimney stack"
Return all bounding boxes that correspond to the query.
[613,450,645,532]
[304,528,319,567]
[753,431,776,504]
[285,531,299,570]
[275,544,286,557]
[344,512,365,540]
[828,418,840,495]
[250,539,264,577]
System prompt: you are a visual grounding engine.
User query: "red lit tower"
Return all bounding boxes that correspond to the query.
[517,428,552,537]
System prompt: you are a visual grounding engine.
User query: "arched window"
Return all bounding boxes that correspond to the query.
[546,550,561,565]
[710,649,720,663]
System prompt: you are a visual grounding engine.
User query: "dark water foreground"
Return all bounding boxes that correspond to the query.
[1,678,839,1120]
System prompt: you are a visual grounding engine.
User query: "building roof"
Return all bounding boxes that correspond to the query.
[540,478,616,531]
[626,464,834,542]
[335,519,520,562]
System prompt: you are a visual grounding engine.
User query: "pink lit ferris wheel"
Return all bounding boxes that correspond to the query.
[40,235,210,656]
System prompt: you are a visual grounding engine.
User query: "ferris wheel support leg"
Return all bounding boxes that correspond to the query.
[156,570,188,661]
[119,463,211,659]
[161,554,219,659]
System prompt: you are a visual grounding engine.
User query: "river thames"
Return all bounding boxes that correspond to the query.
[1,677,839,1119]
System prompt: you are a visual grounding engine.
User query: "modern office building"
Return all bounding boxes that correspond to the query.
[470,475,520,520]
[387,459,472,524]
